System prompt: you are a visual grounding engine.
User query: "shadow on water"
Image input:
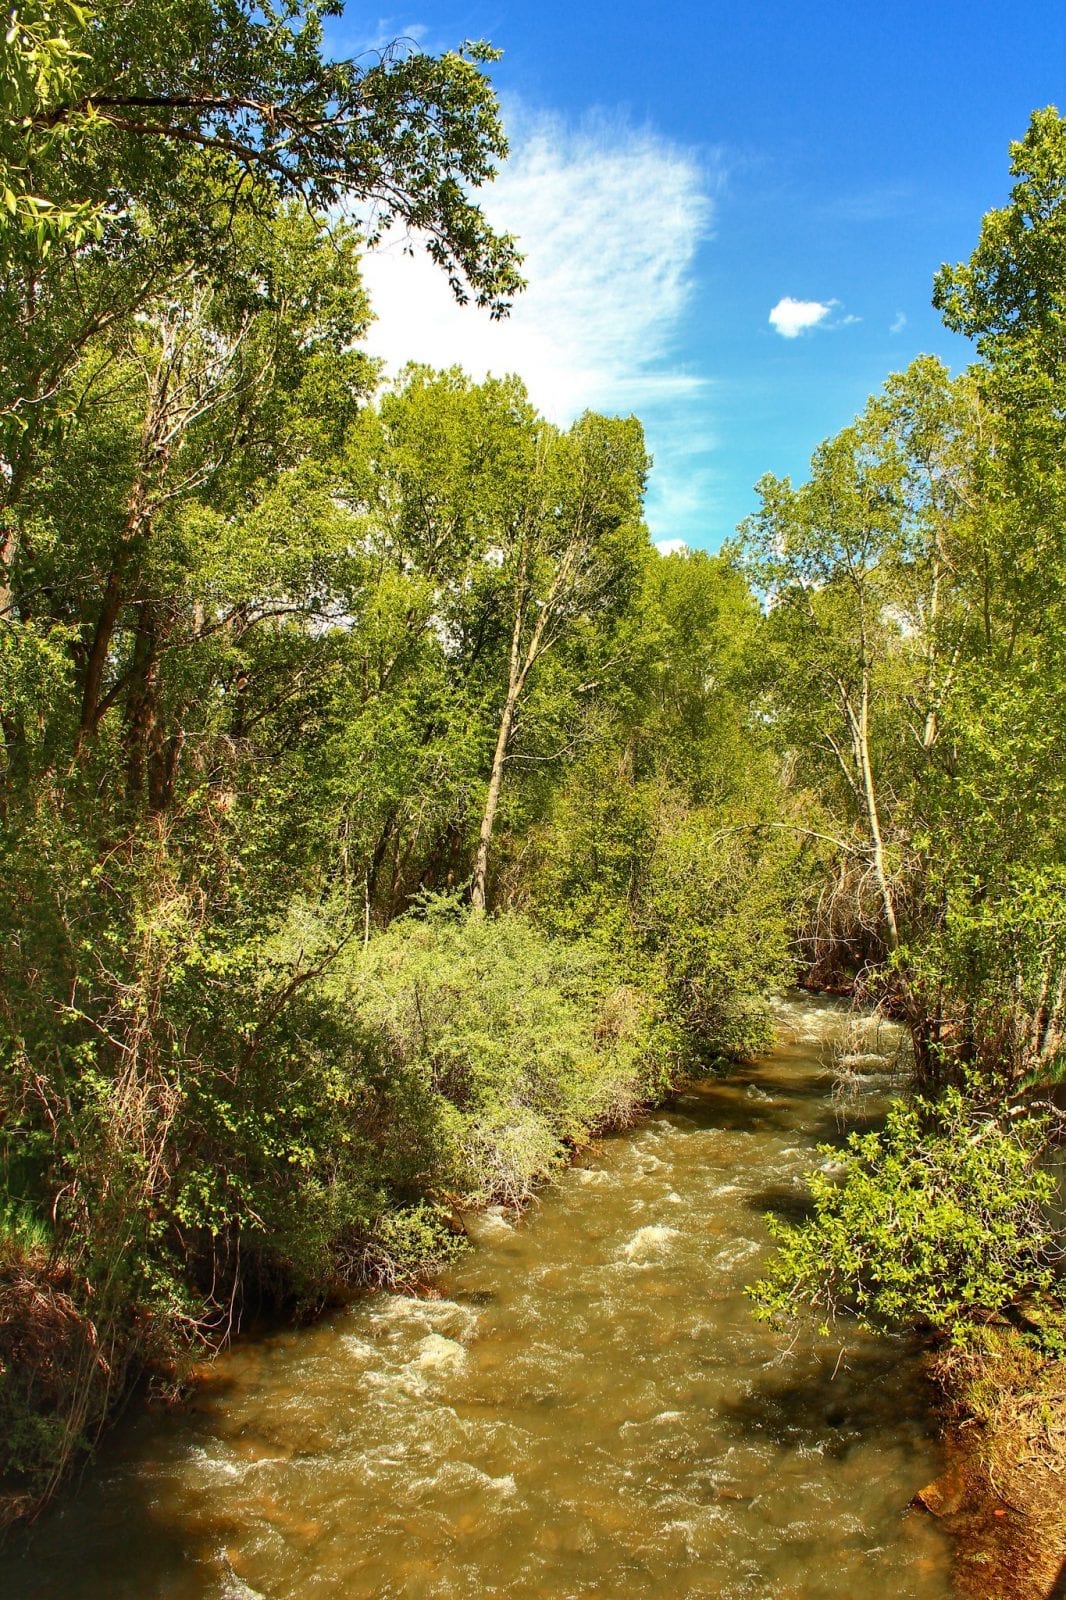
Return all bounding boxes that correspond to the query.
[678,1075,888,1149]
[718,1341,936,1465]
[743,1181,817,1227]
[2,1430,240,1600]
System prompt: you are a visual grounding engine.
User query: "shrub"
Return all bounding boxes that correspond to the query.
[330,899,665,1207]
[749,1089,1060,1343]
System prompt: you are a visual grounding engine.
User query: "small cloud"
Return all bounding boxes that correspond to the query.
[890,310,907,335]
[654,538,689,557]
[768,297,834,338]
[839,313,861,327]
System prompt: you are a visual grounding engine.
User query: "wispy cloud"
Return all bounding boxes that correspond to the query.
[890,309,908,334]
[768,296,834,338]
[355,108,724,544]
[358,107,714,430]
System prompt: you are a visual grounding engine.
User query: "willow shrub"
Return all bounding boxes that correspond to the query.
[330,899,667,1209]
[749,1089,1059,1344]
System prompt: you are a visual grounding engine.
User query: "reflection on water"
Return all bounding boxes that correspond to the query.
[1,994,952,1599]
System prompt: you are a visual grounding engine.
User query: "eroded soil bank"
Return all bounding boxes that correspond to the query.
[918,1331,1066,1599]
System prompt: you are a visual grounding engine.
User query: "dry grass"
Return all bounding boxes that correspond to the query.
[915,1325,1066,1598]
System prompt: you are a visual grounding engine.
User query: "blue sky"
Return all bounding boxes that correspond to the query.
[328,3,1064,551]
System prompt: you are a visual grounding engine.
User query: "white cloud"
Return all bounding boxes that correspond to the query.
[890,310,907,334]
[654,539,689,557]
[357,107,714,426]
[768,297,834,338]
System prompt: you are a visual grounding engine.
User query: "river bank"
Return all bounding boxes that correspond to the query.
[4,992,1062,1596]
[918,1330,1066,1598]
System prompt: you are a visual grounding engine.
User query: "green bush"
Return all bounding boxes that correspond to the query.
[330,899,665,1207]
[749,1089,1059,1343]
[354,1203,467,1289]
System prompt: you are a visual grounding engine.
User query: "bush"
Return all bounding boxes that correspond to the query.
[749,1089,1059,1343]
[350,1203,467,1290]
[330,898,666,1207]
[523,755,800,1069]
[0,890,669,1500]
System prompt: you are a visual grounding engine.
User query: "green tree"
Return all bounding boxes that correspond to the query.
[469,410,649,910]
[522,549,801,1064]
[742,360,979,967]
[331,369,651,916]
[1,0,522,616]
[742,112,1066,1093]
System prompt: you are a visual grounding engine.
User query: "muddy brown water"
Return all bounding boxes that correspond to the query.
[1,995,953,1598]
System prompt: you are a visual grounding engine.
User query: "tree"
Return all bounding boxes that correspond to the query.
[518,548,802,1065]
[470,410,649,910]
[1,0,523,616]
[750,1091,1058,1341]
[933,107,1065,382]
[2,205,374,791]
[741,360,979,964]
[743,156,1066,1089]
[740,359,1030,1074]
[2,0,521,307]
[926,106,1066,1087]
[330,369,650,915]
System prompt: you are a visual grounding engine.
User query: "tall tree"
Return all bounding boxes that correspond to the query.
[1,0,522,616]
[470,410,648,910]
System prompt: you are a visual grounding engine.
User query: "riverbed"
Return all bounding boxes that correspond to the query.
[0,994,953,1598]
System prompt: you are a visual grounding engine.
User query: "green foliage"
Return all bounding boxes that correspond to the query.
[749,1090,1058,1343]
[332,900,664,1207]
[522,549,804,1067]
[0,0,102,251]
[933,106,1066,379]
[742,185,1066,1085]
[0,1197,51,1258]
[639,813,796,1061]
[1,0,521,305]
[15,7,1064,1516]
[360,1204,467,1289]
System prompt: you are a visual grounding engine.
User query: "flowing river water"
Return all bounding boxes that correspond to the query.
[2,994,955,1598]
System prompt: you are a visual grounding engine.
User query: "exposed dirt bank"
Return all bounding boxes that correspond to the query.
[916,1330,1066,1598]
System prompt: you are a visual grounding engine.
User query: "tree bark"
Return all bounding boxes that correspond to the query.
[470,684,519,912]
[471,576,526,912]
[852,665,899,952]
[78,479,154,739]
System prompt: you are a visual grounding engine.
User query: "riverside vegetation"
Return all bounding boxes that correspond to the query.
[0,0,1064,1558]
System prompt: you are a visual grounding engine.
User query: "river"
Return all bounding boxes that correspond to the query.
[0,994,953,1598]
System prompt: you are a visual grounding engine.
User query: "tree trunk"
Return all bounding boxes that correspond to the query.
[853,666,900,953]
[470,685,519,912]
[78,481,153,740]
[124,600,159,801]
